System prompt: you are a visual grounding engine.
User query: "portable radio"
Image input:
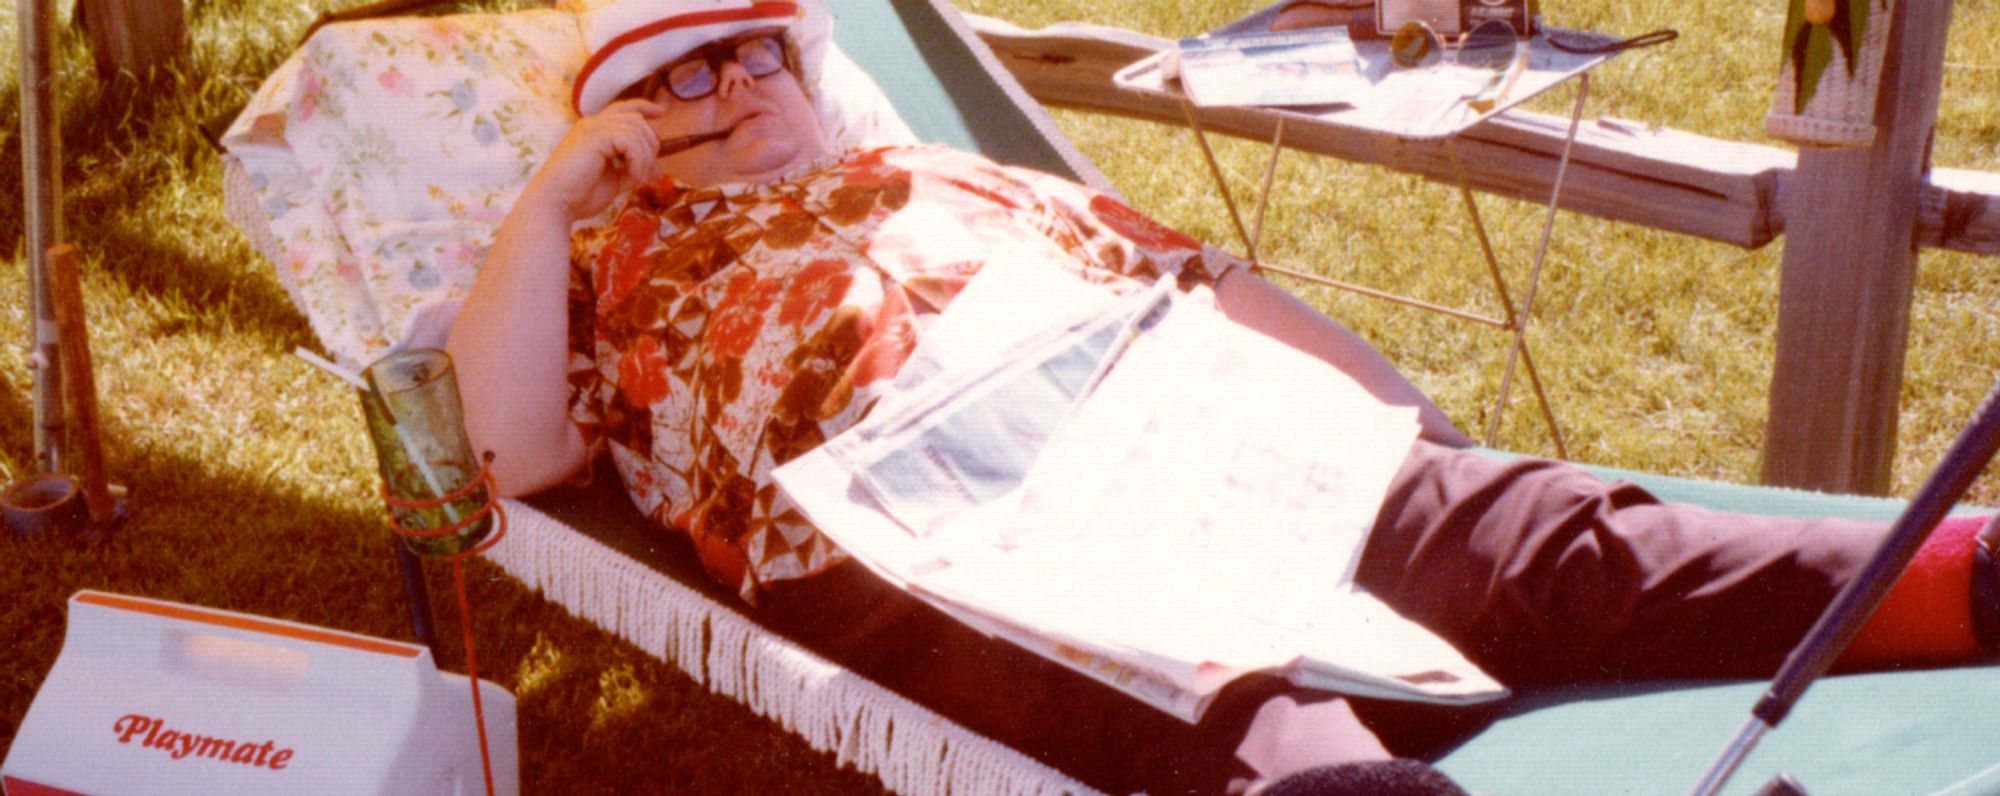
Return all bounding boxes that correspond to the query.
[1376,0,1534,37]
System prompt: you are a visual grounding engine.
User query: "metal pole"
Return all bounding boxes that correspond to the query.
[394,539,443,657]
[20,0,67,474]
[1688,716,1772,796]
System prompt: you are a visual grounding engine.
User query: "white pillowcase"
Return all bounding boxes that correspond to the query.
[221,3,915,367]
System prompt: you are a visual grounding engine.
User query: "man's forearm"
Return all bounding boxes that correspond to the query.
[446,190,590,496]
[1215,268,1473,448]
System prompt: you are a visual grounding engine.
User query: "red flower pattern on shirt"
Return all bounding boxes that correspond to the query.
[844,284,917,391]
[615,334,673,408]
[779,258,853,327]
[596,210,659,306]
[705,269,780,359]
[840,148,898,187]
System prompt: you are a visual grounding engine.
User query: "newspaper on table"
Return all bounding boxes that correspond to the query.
[773,254,1507,722]
[1166,26,1366,108]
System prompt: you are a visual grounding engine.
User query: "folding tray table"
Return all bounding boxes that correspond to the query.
[1115,5,1627,456]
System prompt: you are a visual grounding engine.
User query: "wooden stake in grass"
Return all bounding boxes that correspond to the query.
[46,243,120,542]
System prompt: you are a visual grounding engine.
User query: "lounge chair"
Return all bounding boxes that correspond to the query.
[218,1,2000,792]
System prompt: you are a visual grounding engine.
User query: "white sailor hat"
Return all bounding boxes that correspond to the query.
[570,0,812,116]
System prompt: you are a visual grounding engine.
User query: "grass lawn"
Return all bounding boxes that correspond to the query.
[2,0,1997,792]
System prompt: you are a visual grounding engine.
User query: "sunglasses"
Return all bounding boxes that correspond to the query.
[1389,19,1522,71]
[627,29,792,103]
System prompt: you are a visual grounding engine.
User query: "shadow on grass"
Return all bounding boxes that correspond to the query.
[73,216,321,354]
[0,62,174,248]
[3,69,319,356]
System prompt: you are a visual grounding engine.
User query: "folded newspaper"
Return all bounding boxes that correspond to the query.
[1167,26,1365,108]
[773,255,1507,723]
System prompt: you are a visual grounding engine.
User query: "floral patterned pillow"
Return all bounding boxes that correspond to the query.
[221,5,914,368]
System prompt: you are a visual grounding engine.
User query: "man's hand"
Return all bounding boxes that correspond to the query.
[526,99,667,222]
[1228,694,1392,794]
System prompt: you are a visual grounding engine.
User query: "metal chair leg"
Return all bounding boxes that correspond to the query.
[394,538,442,658]
[1473,75,1590,458]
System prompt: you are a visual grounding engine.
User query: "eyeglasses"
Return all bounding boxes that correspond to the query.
[1389,19,1521,71]
[627,29,791,102]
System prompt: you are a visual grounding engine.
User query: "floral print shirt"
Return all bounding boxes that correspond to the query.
[567,145,1241,600]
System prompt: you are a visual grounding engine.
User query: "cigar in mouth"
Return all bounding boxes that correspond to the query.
[657,126,734,157]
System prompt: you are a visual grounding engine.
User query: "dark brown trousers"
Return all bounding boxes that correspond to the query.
[761,441,1886,794]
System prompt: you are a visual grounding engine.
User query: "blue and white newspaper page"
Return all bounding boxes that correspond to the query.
[774,255,1213,717]
[774,256,1506,722]
[908,289,1504,719]
[771,253,1148,582]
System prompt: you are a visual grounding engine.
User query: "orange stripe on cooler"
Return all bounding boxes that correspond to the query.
[74,592,422,659]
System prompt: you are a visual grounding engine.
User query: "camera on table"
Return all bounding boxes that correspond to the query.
[1376,0,1534,38]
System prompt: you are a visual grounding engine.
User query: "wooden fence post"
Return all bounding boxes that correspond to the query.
[1761,0,1954,495]
[78,0,187,79]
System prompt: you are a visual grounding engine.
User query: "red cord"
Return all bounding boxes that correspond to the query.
[453,558,498,796]
[382,454,504,541]
[379,454,510,557]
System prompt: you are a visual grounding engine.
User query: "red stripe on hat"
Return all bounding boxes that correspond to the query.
[572,1,799,114]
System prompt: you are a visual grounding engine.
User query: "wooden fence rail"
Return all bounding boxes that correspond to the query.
[965,14,2000,258]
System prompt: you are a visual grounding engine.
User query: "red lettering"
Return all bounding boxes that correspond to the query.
[113,714,157,744]
[195,736,236,760]
[105,712,294,773]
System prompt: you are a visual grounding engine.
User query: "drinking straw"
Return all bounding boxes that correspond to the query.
[294,347,368,391]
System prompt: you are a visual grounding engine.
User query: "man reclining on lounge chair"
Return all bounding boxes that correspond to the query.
[444,1,1999,792]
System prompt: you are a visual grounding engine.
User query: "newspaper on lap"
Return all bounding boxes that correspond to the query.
[774,254,1507,722]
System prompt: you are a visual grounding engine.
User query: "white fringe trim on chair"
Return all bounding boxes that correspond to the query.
[484,498,1108,796]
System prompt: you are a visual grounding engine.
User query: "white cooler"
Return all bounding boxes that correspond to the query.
[2,590,518,795]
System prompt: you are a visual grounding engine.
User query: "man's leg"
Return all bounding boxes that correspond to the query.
[1357,440,1988,683]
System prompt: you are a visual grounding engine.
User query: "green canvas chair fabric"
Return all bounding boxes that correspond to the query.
[220,0,2000,792]
[826,0,1111,195]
